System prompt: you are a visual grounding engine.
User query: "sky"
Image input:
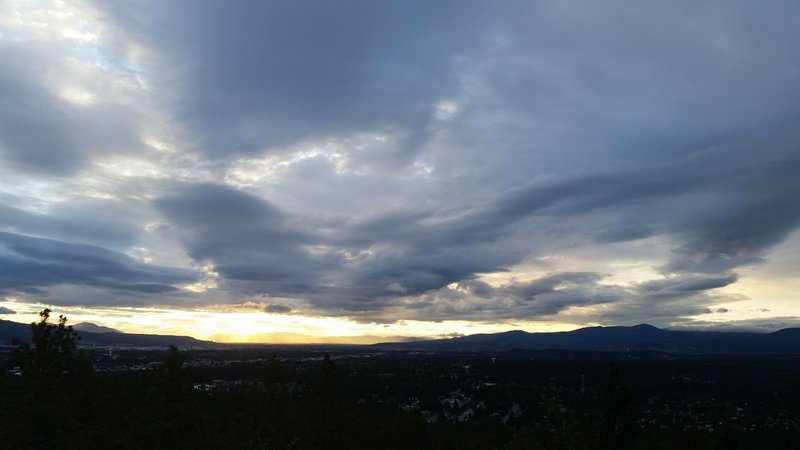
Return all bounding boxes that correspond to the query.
[1,0,800,343]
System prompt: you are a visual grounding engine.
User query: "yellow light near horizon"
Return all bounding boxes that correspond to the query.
[0,300,586,344]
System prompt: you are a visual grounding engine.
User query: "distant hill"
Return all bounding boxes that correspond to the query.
[375,324,800,354]
[0,319,214,348]
[0,320,29,345]
[73,322,121,334]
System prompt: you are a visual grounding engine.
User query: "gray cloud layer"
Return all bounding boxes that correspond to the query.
[1,1,799,326]
[0,232,196,297]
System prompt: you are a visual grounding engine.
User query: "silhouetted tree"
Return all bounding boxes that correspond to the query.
[315,353,339,408]
[544,376,565,431]
[12,308,91,384]
[598,366,638,450]
[264,352,290,386]
[158,344,188,400]
[240,354,303,449]
[151,345,200,449]
[309,353,352,449]
[10,309,95,449]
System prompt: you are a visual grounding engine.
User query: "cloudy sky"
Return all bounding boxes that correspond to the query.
[1,0,799,342]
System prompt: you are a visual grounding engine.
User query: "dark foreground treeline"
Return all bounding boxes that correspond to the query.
[1,311,799,450]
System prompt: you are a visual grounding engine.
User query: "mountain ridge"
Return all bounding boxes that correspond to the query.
[0,319,214,348]
[375,323,800,354]
[3,319,799,352]
[73,322,122,334]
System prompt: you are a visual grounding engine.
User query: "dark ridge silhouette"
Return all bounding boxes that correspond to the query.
[375,324,800,354]
[3,318,799,353]
[0,318,213,348]
[72,322,121,334]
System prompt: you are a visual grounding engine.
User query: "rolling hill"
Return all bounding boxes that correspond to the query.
[376,324,800,354]
[0,319,214,348]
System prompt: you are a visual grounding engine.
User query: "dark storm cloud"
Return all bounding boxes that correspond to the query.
[342,123,799,313]
[91,0,800,167]
[637,274,739,297]
[375,272,627,322]
[361,269,743,324]
[97,0,800,323]
[506,273,610,301]
[154,184,321,286]
[152,183,530,314]
[0,232,196,297]
[263,303,293,314]
[0,306,16,314]
[150,124,800,320]
[94,0,493,160]
[488,272,625,318]
[475,126,800,277]
[0,201,142,250]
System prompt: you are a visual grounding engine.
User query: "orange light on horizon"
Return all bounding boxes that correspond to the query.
[0,300,582,344]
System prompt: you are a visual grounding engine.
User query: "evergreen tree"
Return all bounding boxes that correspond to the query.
[309,353,350,450]
[598,366,638,450]
[11,309,95,449]
[12,308,91,384]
